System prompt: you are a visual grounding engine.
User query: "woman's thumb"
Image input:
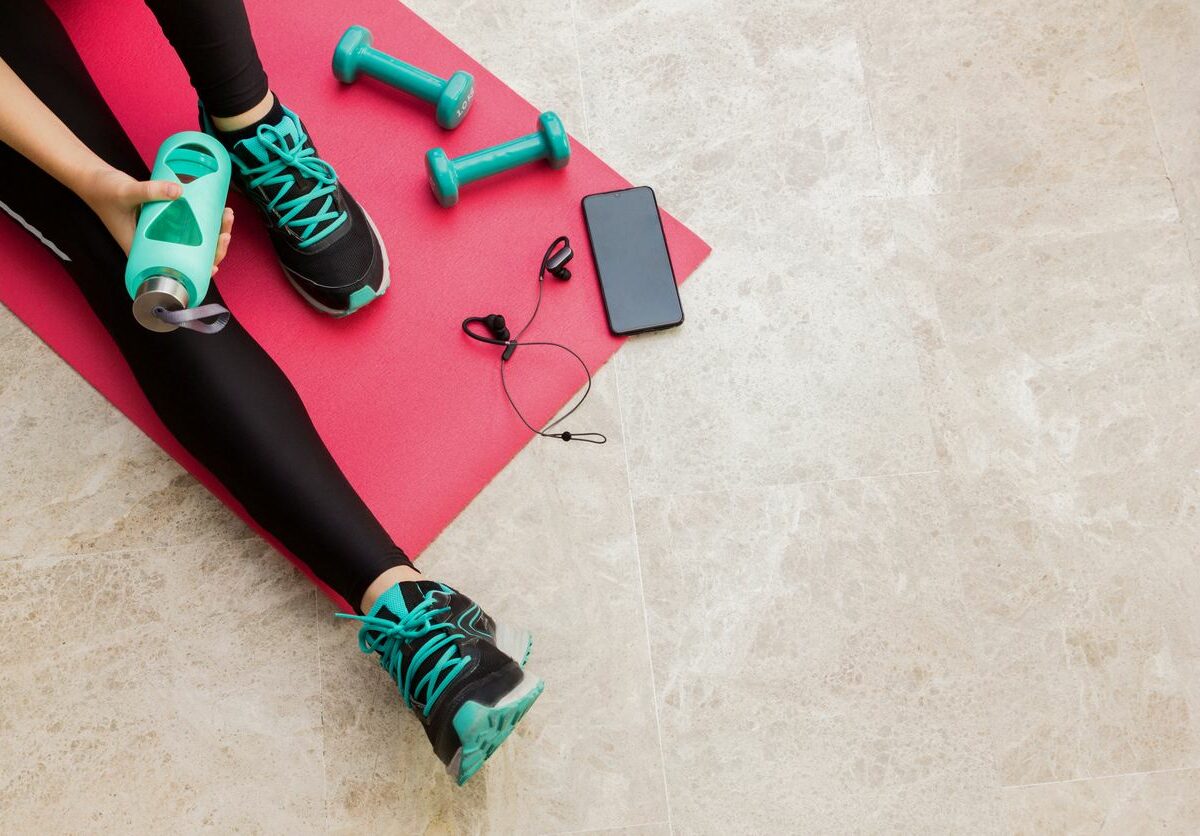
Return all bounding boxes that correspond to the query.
[129,179,183,204]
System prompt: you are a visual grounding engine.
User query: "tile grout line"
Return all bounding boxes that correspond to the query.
[613,361,675,830]
[1002,763,1200,791]
[563,2,677,776]
[312,591,332,833]
[1117,0,1200,283]
[855,7,890,200]
[566,0,594,142]
[564,4,676,830]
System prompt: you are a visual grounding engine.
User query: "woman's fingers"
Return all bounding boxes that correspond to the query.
[124,179,182,205]
[214,232,231,267]
[212,208,234,274]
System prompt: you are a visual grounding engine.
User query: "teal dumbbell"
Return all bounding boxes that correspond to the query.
[333,25,474,130]
[425,111,571,208]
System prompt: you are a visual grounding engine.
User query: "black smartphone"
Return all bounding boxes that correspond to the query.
[582,186,684,336]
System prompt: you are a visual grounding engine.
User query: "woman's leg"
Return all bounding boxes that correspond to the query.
[0,0,409,612]
[143,0,269,121]
[1,0,541,784]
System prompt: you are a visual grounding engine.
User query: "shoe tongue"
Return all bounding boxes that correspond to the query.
[230,108,331,231]
[369,580,450,621]
[366,581,466,715]
[233,110,301,166]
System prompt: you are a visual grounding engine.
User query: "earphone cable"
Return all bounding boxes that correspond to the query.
[492,236,606,445]
[511,235,567,342]
[499,339,606,444]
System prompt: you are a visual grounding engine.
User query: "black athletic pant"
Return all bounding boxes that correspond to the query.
[143,0,271,119]
[0,0,411,609]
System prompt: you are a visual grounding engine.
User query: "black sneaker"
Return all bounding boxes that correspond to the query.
[202,100,389,316]
[337,581,543,785]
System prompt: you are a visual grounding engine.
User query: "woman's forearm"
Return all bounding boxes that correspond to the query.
[0,57,113,196]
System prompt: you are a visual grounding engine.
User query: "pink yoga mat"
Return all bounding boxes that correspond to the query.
[0,0,710,611]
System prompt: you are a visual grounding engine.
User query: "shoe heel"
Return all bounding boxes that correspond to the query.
[493,623,533,668]
[448,673,544,786]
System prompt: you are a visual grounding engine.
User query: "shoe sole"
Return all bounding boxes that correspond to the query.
[493,622,533,668]
[448,672,544,786]
[281,206,391,318]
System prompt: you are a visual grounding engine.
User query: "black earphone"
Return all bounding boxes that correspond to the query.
[461,237,606,444]
[543,239,573,280]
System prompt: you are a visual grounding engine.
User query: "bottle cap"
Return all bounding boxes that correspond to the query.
[132,275,190,333]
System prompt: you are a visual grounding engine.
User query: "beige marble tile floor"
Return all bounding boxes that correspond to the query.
[2,0,1199,832]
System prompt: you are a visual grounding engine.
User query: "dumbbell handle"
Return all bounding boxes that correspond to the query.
[452,134,548,185]
[357,47,446,103]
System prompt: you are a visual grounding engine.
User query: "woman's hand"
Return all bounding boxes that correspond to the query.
[0,60,237,271]
[76,165,234,275]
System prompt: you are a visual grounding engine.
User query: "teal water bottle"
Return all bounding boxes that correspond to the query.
[125,131,231,333]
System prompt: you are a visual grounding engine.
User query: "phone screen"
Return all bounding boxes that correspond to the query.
[582,186,684,335]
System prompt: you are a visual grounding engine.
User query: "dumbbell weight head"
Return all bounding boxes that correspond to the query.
[537,111,571,170]
[332,25,373,83]
[437,71,476,131]
[425,148,460,208]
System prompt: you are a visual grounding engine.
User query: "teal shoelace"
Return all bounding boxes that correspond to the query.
[238,120,347,248]
[338,592,473,717]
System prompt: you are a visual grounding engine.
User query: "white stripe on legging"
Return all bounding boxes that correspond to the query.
[0,198,71,261]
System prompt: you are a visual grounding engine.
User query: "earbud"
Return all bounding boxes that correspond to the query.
[543,239,573,281]
[461,313,512,348]
[483,313,510,341]
[460,236,607,446]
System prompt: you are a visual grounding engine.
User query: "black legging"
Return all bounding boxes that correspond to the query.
[0,0,411,609]
[144,0,270,118]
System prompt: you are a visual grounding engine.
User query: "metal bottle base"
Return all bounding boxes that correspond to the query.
[132,276,190,333]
